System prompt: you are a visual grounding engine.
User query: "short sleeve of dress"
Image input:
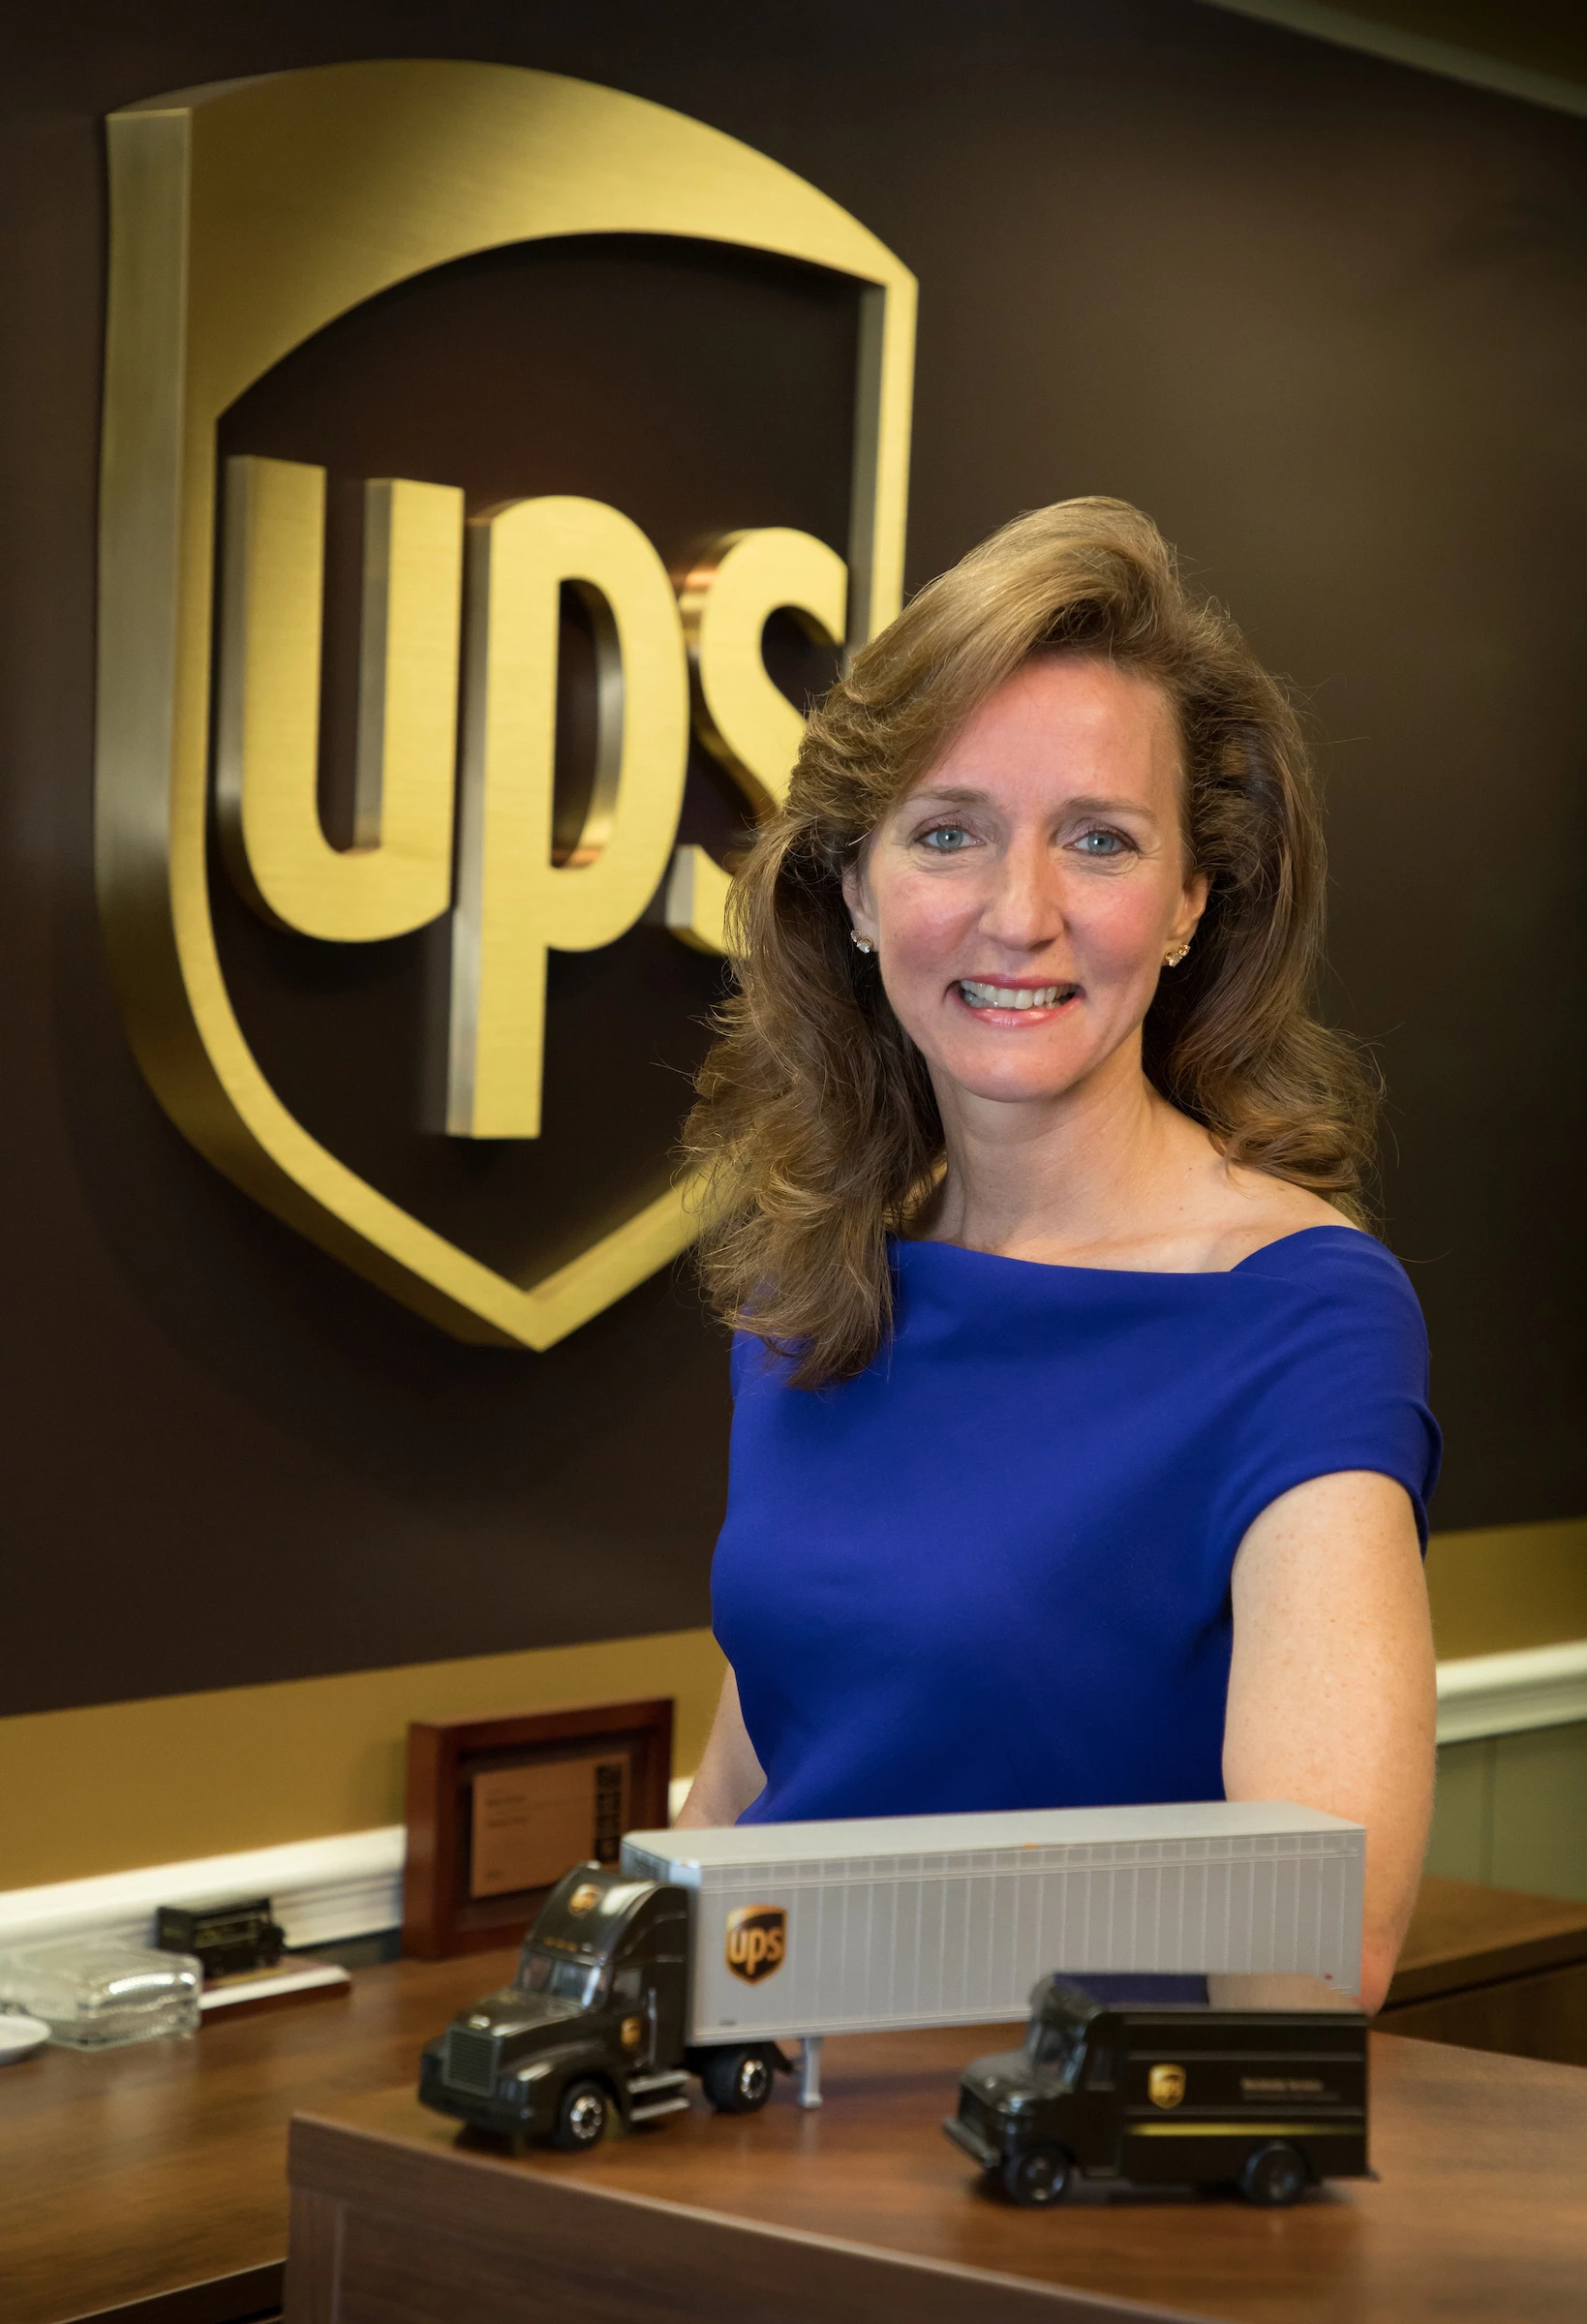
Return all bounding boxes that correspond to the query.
[1208,1231,1443,1554]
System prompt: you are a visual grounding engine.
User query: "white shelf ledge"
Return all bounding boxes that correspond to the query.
[0,1824,406,1955]
[0,1784,697,1957]
[1436,1639,1587,1746]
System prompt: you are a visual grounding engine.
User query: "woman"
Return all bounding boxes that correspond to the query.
[676,499,1439,2012]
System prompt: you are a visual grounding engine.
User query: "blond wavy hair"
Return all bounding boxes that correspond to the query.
[684,498,1378,1388]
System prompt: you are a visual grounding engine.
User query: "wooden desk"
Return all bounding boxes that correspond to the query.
[5,1876,1587,2324]
[285,2026,1587,2324]
[0,1949,516,2324]
[1383,1875,1587,2065]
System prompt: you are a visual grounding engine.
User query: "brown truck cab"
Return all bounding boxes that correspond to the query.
[418,1864,787,2150]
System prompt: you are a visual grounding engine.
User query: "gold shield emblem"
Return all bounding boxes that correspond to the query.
[1148,2063,1186,2110]
[621,2014,644,2051]
[568,1881,602,1916]
[96,61,915,1349]
[724,1904,786,1984]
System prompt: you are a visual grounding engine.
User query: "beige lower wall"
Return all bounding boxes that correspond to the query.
[0,1628,725,1890]
[1423,1515,1587,1661]
[1,1514,1580,1895]
[1427,1722,1587,1901]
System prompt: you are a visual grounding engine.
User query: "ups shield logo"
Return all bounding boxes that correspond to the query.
[725,1904,786,1984]
[96,61,914,1347]
[1147,2064,1186,2110]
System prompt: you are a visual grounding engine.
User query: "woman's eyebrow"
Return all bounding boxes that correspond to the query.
[1062,792,1160,822]
[905,785,1158,821]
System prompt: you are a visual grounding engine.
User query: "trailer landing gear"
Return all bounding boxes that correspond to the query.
[798,2035,824,2109]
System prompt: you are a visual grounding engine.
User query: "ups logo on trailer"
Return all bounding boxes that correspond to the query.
[1148,2064,1186,2110]
[96,60,914,1348]
[725,1904,787,1984]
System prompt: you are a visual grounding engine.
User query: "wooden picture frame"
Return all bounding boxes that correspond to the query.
[402,1697,674,1959]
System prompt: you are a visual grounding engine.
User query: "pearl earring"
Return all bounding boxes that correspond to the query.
[851,932,876,955]
[1164,940,1191,967]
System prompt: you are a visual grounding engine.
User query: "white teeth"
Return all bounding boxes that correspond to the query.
[960,979,1067,1009]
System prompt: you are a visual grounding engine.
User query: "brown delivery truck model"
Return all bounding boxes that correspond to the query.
[946,1972,1370,2208]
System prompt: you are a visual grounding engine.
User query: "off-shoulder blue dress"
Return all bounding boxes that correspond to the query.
[712,1227,1440,1825]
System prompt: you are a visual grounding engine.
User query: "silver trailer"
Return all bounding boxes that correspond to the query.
[622,1799,1363,2090]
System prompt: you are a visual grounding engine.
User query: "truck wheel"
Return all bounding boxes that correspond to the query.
[1002,2145,1070,2208]
[1240,2142,1307,2208]
[701,2044,777,2114]
[552,2079,611,2152]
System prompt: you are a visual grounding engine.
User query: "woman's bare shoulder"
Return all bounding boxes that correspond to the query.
[1203,1167,1362,1272]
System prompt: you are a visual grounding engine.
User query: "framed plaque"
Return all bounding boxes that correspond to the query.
[402,1697,673,1958]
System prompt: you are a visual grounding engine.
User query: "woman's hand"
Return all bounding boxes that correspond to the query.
[1224,1469,1437,2012]
[673,1668,766,1827]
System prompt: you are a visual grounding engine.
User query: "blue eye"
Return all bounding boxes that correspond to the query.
[1075,828,1130,857]
[921,825,973,852]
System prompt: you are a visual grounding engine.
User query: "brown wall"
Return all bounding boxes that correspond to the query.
[0,0,1582,1723]
[1289,1,1587,90]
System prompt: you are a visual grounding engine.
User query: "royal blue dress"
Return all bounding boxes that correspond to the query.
[712,1227,1440,1825]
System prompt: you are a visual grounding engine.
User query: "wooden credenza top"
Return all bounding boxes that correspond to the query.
[287,2023,1587,2324]
[1388,1874,1587,2003]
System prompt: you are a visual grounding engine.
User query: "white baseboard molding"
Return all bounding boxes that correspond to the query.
[0,1825,407,1956]
[1436,1638,1587,1746]
[0,1777,699,1958]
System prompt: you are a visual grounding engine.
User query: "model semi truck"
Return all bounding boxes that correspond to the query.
[945,1970,1369,2208]
[418,1800,1364,2153]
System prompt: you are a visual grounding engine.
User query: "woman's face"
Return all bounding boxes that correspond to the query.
[842,656,1207,1116]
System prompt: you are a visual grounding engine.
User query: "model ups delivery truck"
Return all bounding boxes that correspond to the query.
[418,1800,1363,2152]
[945,1970,1369,2208]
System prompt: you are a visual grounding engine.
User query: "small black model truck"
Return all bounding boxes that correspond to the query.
[945,1972,1369,2208]
[418,1864,790,2152]
[155,1894,286,1981]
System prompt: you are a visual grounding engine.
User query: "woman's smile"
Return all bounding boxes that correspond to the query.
[954,976,1082,1021]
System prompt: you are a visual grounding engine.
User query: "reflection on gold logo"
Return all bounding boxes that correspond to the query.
[1148,2063,1186,2110]
[96,61,915,1349]
[568,1882,602,1916]
[725,1904,786,1984]
[621,2014,644,2051]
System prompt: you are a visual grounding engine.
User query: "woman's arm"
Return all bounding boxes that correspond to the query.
[1223,1468,1437,2013]
[673,1668,766,1827]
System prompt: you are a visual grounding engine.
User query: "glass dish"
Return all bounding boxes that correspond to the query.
[0,1938,201,2047]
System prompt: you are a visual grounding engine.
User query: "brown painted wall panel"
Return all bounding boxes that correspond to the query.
[0,0,1582,1717]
